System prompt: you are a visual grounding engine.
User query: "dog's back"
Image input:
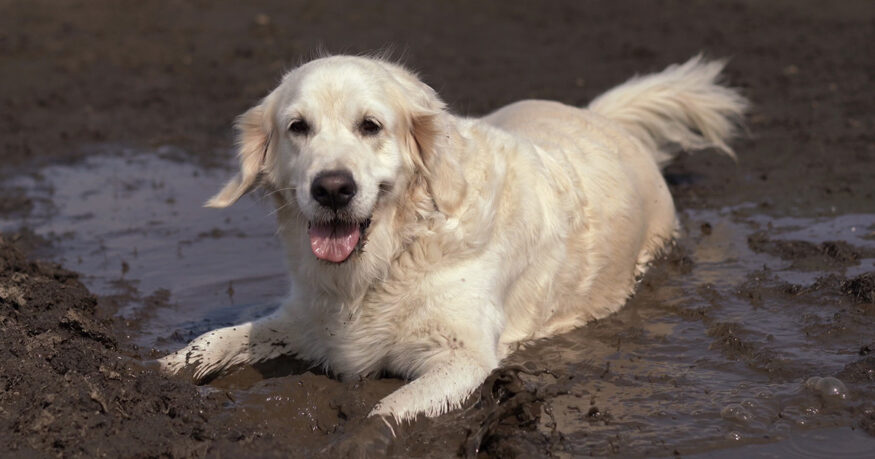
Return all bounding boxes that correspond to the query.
[482,55,747,346]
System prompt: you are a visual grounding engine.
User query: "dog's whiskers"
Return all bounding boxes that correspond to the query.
[268,201,293,217]
[263,187,296,199]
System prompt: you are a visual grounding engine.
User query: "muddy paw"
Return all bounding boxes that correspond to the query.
[156,351,205,382]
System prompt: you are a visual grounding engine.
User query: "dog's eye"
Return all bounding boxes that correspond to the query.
[288,119,310,135]
[359,118,382,136]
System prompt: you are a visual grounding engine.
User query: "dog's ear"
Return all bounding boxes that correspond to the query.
[407,111,467,214]
[206,98,275,208]
[391,66,467,214]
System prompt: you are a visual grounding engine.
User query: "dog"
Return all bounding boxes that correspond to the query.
[159,54,747,422]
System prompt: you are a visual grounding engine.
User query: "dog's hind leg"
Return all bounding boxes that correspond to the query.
[158,308,300,382]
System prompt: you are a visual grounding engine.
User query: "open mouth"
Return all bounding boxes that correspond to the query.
[307,218,371,263]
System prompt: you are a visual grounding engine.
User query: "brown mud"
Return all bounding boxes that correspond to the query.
[1,0,874,457]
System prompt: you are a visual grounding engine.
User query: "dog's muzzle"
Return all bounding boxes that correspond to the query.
[307,169,371,263]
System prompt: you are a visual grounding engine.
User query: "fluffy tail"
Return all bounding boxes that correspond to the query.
[588,54,748,168]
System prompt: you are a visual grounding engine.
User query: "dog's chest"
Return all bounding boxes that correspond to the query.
[315,286,450,377]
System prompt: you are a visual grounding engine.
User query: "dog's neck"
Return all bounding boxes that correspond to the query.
[268,192,411,310]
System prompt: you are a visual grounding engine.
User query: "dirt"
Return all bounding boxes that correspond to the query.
[747,231,873,271]
[1,0,874,457]
[0,236,252,457]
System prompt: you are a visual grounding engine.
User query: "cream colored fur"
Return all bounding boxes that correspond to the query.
[159,54,747,422]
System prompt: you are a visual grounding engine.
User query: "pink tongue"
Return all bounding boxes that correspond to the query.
[308,222,361,263]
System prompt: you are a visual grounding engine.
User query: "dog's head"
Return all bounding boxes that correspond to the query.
[207,56,465,265]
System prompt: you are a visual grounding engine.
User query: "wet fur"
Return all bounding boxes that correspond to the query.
[159,54,747,421]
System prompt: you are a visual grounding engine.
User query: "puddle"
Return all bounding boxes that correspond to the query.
[1,148,873,456]
[689,427,875,458]
[0,148,287,349]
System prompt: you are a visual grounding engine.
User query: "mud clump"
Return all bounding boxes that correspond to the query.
[746,231,868,270]
[836,355,875,384]
[0,236,266,457]
[707,322,756,359]
[861,407,875,436]
[464,368,556,457]
[841,273,875,305]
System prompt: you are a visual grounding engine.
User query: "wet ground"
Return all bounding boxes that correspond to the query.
[1,0,874,457]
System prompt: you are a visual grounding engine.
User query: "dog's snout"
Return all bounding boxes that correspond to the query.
[311,170,357,210]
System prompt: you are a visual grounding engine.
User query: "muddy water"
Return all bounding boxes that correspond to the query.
[2,149,873,456]
[0,149,288,349]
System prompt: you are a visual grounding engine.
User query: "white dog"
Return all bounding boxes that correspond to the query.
[159,54,746,421]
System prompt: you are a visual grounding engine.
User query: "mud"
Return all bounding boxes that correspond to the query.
[0,236,256,457]
[2,0,874,457]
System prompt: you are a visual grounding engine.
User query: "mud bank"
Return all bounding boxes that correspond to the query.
[0,236,253,456]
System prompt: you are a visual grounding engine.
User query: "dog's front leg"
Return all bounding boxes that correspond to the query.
[368,351,494,422]
[158,308,300,382]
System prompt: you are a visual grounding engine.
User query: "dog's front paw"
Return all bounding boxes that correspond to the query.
[156,346,208,382]
[367,391,428,423]
[368,354,491,422]
[156,327,254,382]
[367,401,393,420]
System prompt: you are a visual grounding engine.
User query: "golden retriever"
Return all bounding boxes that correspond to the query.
[159,54,747,421]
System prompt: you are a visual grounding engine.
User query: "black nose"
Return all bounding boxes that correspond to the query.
[311,170,357,210]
